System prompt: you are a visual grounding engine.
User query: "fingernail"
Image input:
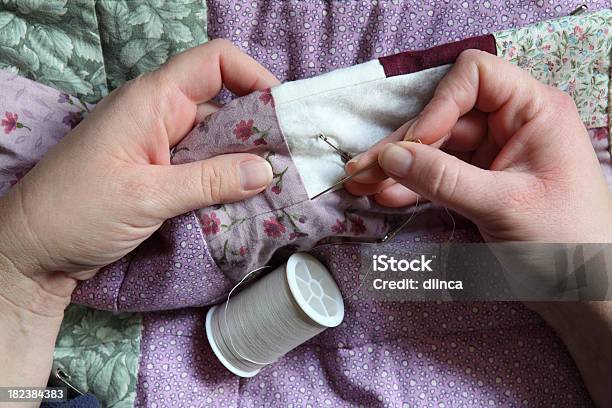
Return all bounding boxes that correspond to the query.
[380,144,413,177]
[403,118,419,141]
[240,159,273,190]
[347,153,362,166]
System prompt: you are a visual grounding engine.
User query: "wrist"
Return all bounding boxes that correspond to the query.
[0,190,75,317]
[0,250,74,319]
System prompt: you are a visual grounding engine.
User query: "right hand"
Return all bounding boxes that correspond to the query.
[345,50,612,243]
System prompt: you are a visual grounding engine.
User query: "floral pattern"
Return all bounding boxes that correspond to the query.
[54,305,141,408]
[265,151,288,194]
[201,212,221,236]
[233,117,271,146]
[1,111,30,134]
[331,209,368,236]
[0,0,207,102]
[233,119,254,141]
[259,88,274,107]
[495,9,611,131]
[263,216,286,238]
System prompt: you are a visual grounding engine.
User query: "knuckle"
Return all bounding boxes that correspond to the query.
[200,164,226,204]
[425,159,461,203]
[548,87,577,111]
[116,172,159,214]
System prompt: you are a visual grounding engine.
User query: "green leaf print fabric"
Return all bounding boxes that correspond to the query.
[0,1,208,406]
[54,305,142,408]
[0,0,208,102]
[96,0,207,91]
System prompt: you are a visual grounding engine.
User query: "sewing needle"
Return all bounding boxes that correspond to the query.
[311,161,379,200]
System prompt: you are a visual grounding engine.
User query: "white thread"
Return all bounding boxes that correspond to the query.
[206,253,344,377]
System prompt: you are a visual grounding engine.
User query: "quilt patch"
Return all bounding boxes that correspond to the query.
[0,0,208,102]
[495,9,611,131]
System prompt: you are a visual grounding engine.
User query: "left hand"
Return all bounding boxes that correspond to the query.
[0,39,279,391]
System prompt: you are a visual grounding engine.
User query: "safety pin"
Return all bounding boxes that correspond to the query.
[53,368,85,396]
[317,134,353,162]
[570,4,587,15]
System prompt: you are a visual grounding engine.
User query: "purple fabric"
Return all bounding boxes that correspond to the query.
[380,34,497,77]
[208,0,611,99]
[1,1,611,403]
[135,240,594,407]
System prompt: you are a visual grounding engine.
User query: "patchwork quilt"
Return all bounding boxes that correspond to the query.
[0,2,611,407]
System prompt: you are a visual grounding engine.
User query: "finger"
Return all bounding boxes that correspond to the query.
[443,110,488,152]
[405,49,546,148]
[374,183,419,208]
[378,141,520,220]
[159,39,280,104]
[344,178,396,196]
[150,39,280,145]
[196,101,223,122]
[150,153,273,219]
[345,120,413,183]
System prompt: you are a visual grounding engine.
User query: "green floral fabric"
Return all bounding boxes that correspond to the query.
[495,9,611,133]
[0,2,208,406]
[0,0,208,102]
[54,305,142,408]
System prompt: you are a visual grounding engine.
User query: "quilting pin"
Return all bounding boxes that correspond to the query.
[310,161,379,200]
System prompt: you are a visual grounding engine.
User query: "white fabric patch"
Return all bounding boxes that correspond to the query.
[272,62,451,199]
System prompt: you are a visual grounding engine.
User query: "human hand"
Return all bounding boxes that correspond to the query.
[344,50,612,407]
[0,39,279,315]
[344,50,612,244]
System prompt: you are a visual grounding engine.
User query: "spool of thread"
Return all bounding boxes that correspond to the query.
[205,252,345,377]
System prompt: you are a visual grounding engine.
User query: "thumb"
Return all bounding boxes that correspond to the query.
[378,142,510,220]
[151,153,273,219]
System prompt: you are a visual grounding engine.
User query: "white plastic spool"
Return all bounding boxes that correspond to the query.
[205,252,345,377]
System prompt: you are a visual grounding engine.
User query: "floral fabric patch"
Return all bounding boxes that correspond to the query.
[0,0,208,102]
[54,305,141,408]
[495,9,611,131]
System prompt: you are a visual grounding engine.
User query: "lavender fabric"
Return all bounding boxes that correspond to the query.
[208,0,611,101]
[1,71,603,406]
[1,2,611,405]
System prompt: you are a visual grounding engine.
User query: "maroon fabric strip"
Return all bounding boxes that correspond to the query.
[379,34,497,77]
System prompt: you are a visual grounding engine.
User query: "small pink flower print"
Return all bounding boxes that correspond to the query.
[593,128,608,141]
[573,25,585,40]
[331,219,347,234]
[547,26,554,33]
[542,44,551,51]
[264,216,286,238]
[350,217,366,235]
[2,112,30,134]
[239,246,249,256]
[201,212,221,235]
[271,185,281,194]
[234,119,255,141]
[259,89,275,107]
